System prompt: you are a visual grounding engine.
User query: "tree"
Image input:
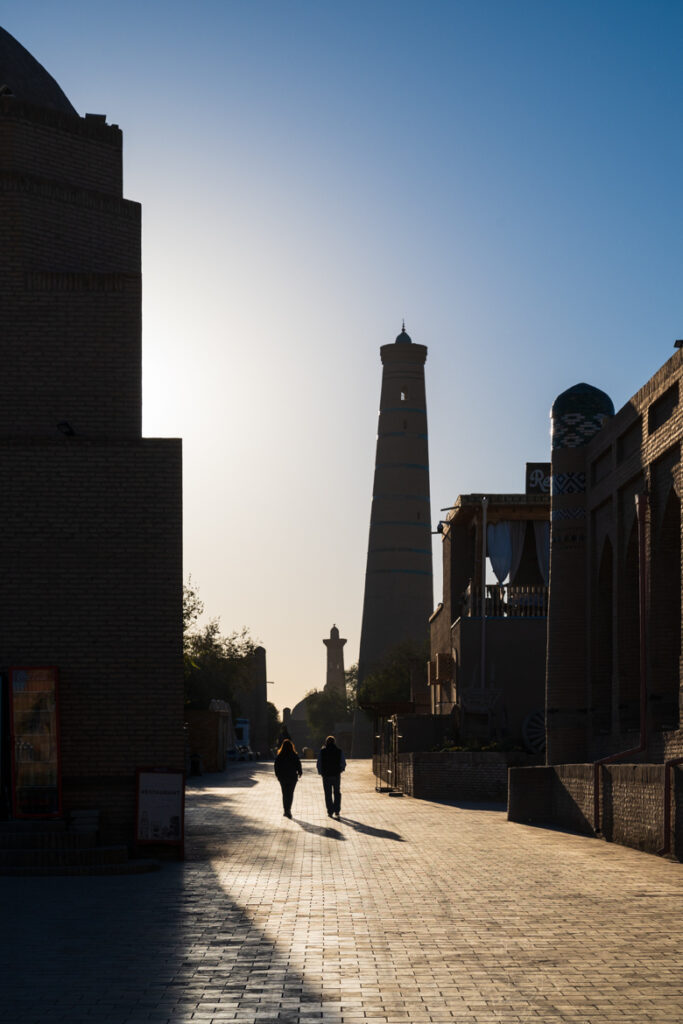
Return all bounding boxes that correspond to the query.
[358,639,429,706]
[304,688,350,749]
[345,663,359,711]
[183,578,258,711]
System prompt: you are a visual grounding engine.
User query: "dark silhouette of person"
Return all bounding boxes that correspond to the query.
[316,734,346,819]
[273,738,302,819]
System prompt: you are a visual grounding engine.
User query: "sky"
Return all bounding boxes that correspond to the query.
[4,1,682,713]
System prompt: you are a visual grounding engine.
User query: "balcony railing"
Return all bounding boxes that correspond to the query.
[462,583,548,619]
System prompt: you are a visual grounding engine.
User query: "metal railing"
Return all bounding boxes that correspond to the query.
[462,584,548,619]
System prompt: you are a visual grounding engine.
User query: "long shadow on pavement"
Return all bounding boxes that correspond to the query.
[294,818,345,840]
[338,816,404,841]
[0,763,349,1024]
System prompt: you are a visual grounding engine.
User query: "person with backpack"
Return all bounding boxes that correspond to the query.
[316,735,346,819]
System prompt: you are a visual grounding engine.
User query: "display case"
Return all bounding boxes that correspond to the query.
[9,667,61,818]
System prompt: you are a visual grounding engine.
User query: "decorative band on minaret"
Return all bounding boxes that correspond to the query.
[358,325,433,692]
[546,382,614,764]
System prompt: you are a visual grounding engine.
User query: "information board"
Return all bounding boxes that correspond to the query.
[135,768,185,846]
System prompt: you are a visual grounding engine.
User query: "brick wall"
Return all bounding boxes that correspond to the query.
[0,441,183,843]
[0,112,141,439]
[0,94,183,848]
[553,765,594,835]
[543,353,683,767]
[0,100,123,193]
[375,751,537,802]
[601,764,665,853]
[674,767,683,861]
[510,763,682,859]
[583,353,682,761]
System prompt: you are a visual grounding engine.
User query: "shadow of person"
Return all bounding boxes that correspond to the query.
[294,819,345,840]
[338,817,404,841]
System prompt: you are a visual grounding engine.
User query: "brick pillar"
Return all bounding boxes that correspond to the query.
[546,383,614,764]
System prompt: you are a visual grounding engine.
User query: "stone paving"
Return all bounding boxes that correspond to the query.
[1,759,682,1023]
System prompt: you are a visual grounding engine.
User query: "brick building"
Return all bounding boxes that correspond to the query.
[0,28,183,844]
[510,349,683,856]
[429,478,550,750]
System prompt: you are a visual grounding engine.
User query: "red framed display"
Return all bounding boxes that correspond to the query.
[8,666,62,818]
[135,767,185,854]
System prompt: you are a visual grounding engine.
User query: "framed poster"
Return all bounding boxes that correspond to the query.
[9,666,61,818]
[135,768,185,849]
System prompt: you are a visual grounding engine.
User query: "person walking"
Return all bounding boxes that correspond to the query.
[274,738,302,819]
[317,735,346,819]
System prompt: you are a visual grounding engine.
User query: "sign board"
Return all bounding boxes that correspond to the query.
[9,666,61,818]
[526,462,551,494]
[135,768,185,847]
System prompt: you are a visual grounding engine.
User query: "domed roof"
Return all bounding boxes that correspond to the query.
[551,382,614,449]
[552,382,614,420]
[395,321,412,344]
[0,27,77,116]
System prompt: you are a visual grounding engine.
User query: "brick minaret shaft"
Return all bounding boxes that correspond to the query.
[358,326,433,691]
[323,625,347,699]
[546,383,614,763]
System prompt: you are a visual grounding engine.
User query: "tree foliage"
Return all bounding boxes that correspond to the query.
[183,578,258,711]
[345,663,359,710]
[357,639,429,706]
[304,688,350,748]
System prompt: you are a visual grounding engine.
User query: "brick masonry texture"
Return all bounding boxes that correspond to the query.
[0,108,141,439]
[2,760,683,1024]
[0,86,183,844]
[0,441,183,842]
[509,763,683,858]
[358,338,432,696]
[511,351,683,856]
[375,751,539,803]
[545,351,683,764]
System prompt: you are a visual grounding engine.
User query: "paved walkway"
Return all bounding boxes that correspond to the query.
[1,760,682,1024]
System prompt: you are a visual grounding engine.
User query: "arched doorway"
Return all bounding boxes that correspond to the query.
[618,519,640,733]
[592,538,613,734]
[650,487,681,730]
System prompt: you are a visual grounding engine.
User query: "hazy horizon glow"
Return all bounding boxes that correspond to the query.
[5,1,682,712]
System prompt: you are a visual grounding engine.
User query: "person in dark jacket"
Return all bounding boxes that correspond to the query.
[316,735,346,818]
[274,738,302,818]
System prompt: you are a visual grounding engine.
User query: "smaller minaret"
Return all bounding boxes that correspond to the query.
[323,625,347,699]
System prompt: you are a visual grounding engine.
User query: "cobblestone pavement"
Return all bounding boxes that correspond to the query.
[1,760,682,1024]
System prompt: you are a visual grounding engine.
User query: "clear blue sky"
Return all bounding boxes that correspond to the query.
[5,1,682,711]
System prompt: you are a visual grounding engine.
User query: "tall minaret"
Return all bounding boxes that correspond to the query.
[357,325,433,694]
[323,624,347,699]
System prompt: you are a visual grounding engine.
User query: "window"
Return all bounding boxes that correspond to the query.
[648,382,678,435]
